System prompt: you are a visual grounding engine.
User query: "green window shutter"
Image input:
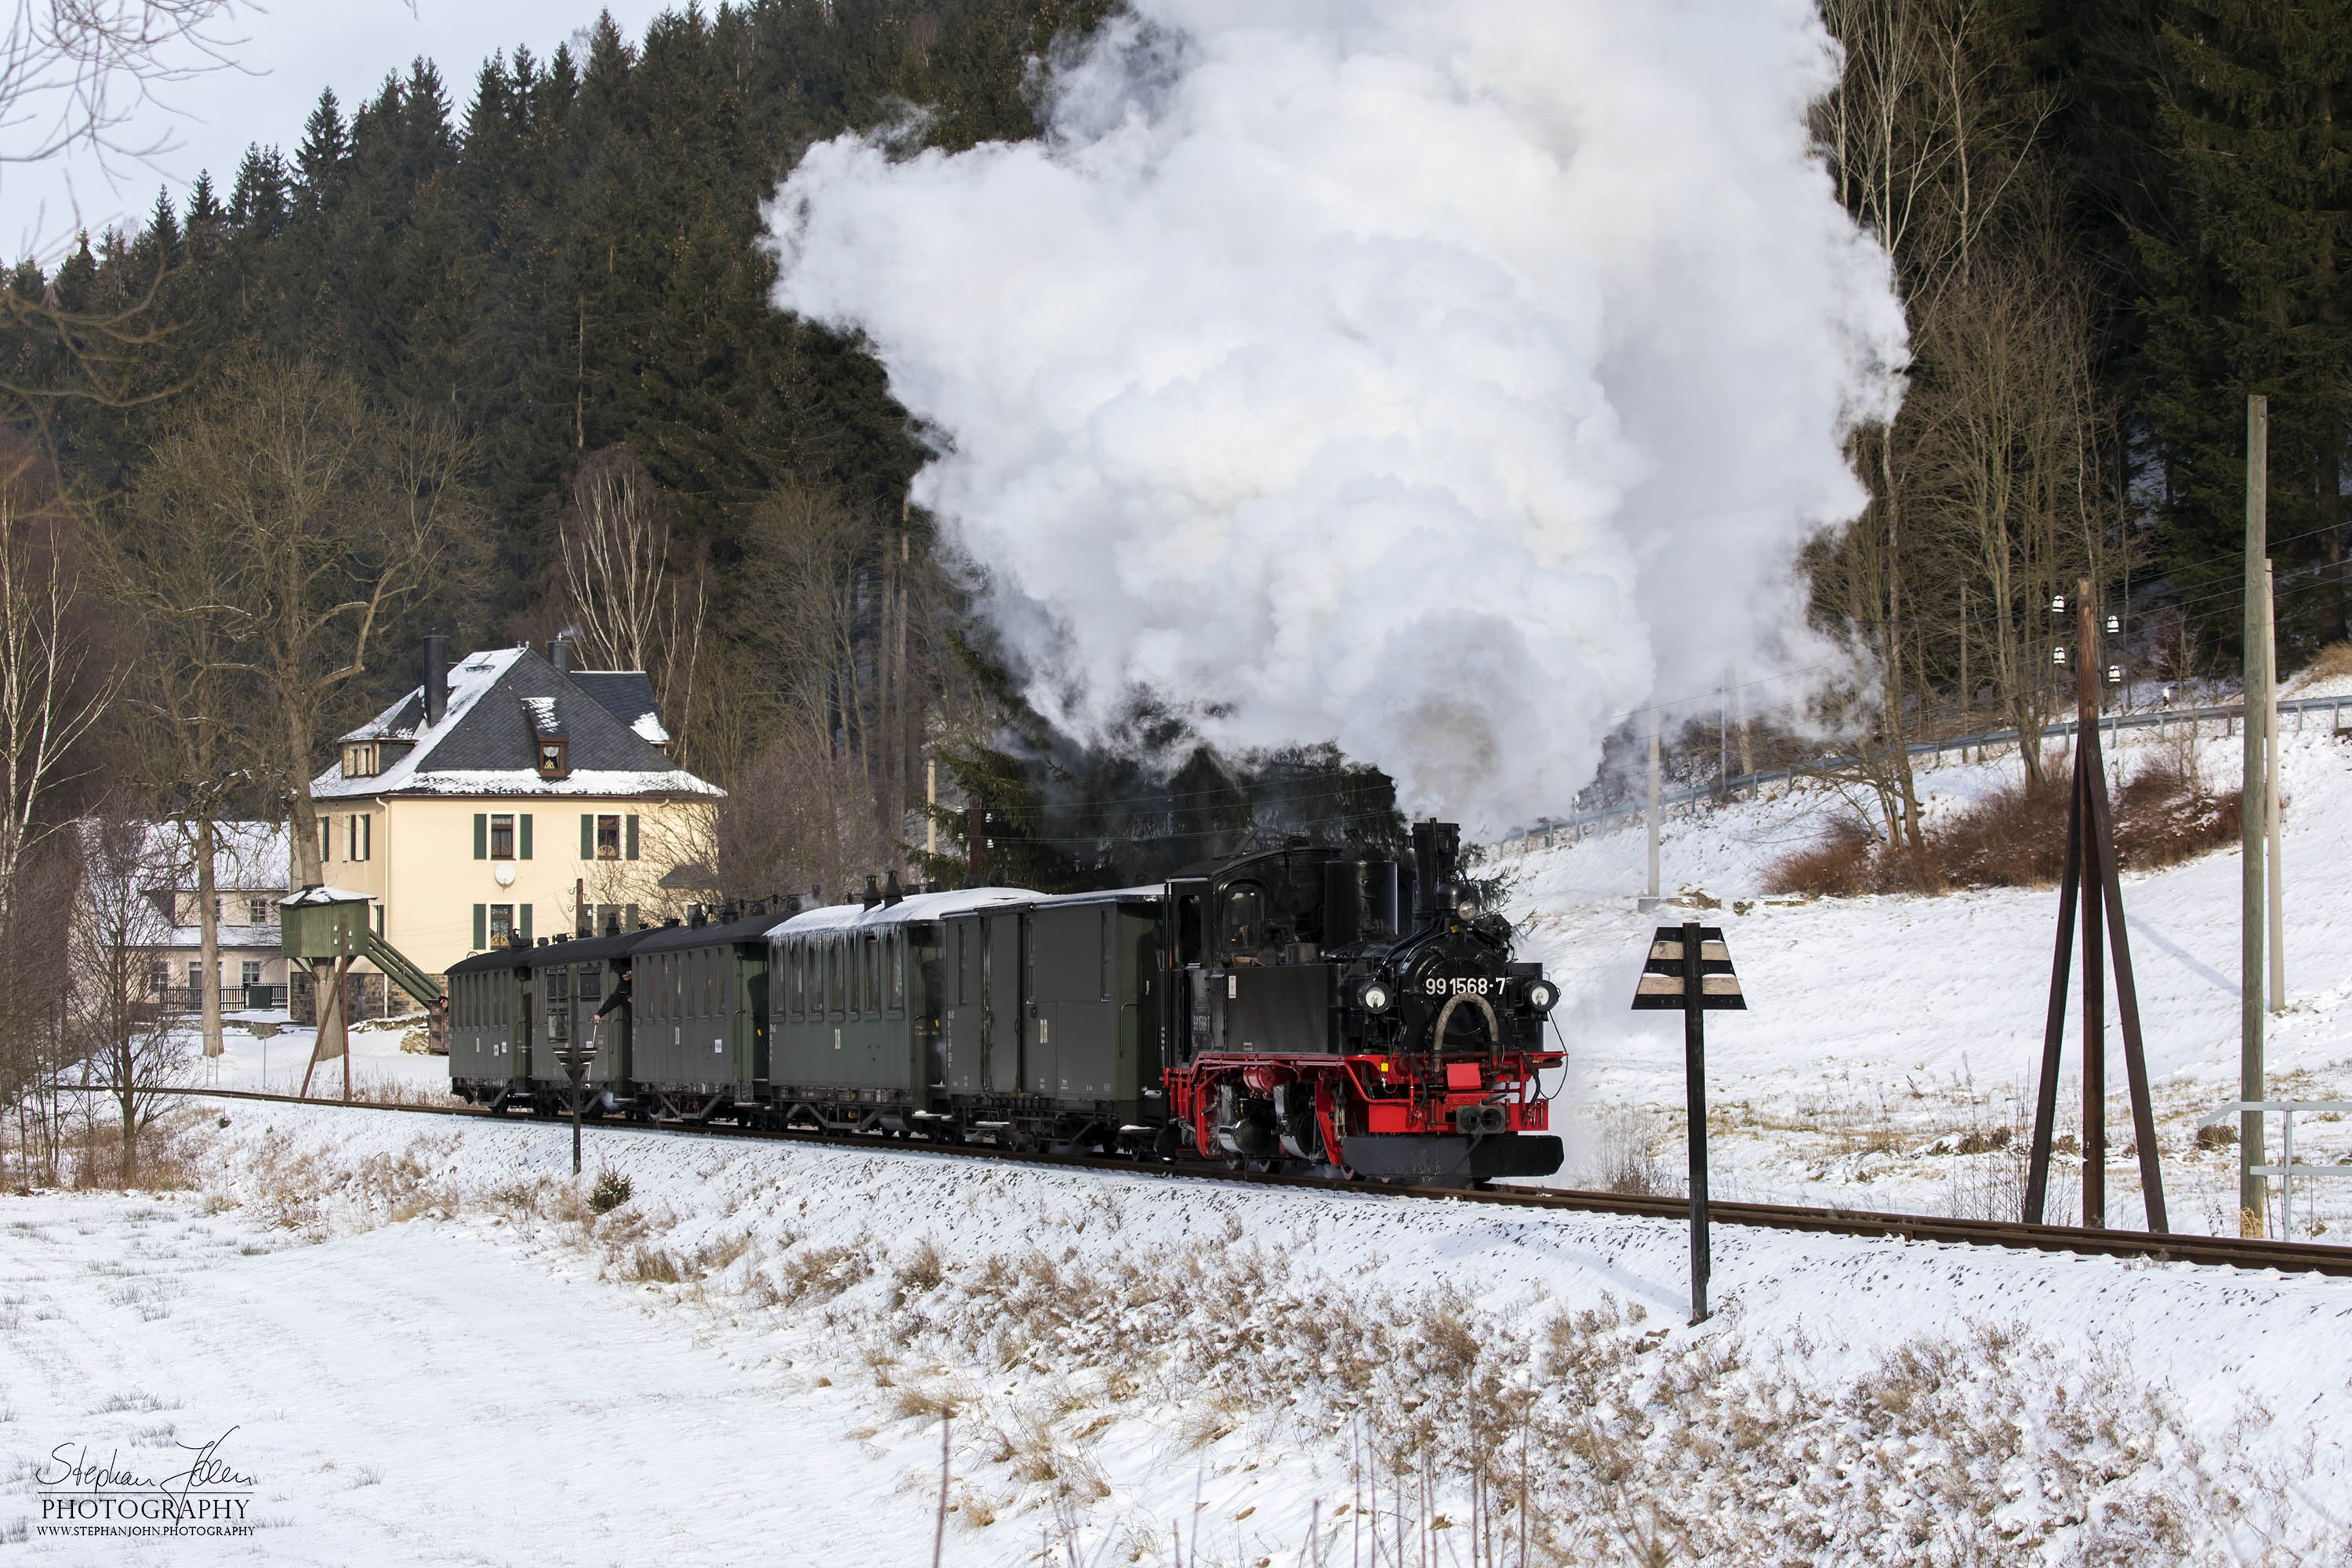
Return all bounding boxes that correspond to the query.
[520,814,533,860]
[473,904,486,949]
[626,815,640,860]
[580,814,593,859]
[624,903,638,931]
[520,904,532,943]
[473,814,487,860]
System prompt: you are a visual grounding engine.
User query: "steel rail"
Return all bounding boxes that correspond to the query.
[142,1086,2352,1279]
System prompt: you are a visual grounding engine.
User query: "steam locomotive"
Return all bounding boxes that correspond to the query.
[447,821,1564,1185]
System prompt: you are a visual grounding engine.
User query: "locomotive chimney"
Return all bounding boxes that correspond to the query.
[423,632,448,726]
[1410,821,1460,930]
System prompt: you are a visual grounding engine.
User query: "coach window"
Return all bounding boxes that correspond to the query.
[864,934,881,1018]
[848,935,864,1018]
[887,931,906,1018]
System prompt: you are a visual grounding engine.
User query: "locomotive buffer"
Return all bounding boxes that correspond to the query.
[1632,921,1744,1324]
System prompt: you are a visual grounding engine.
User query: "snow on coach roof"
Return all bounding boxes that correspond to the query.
[762,884,1164,942]
[765,887,1040,939]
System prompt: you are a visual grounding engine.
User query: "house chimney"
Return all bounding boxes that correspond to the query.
[423,633,448,726]
[549,635,573,673]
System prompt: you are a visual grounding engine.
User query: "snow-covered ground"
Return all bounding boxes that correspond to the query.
[1,1104,2344,1564]
[1509,697,2352,1238]
[177,1011,454,1101]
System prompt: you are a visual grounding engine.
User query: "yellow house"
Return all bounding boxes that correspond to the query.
[309,636,722,989]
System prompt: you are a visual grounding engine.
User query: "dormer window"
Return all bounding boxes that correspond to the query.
[343,742,379,777]
[536,739,568,779]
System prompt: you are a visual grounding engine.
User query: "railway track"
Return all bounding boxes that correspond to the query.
[158,1086,2352,1279]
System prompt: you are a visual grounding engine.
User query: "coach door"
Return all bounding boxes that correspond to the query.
[982,910,1024,1095]
[1165,877,1209,1067]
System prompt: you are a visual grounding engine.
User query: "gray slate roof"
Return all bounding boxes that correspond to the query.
[314,647,719,800]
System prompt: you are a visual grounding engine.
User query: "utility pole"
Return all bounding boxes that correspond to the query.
[2241,395,2268,1236]
[926,757,938,859]
[2266,558,2285,1014]
[1646,710,1661,903]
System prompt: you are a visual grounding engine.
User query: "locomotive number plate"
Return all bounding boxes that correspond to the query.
[1424,976,1502,997]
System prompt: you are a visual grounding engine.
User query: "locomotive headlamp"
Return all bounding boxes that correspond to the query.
[1523,979,1558,1014]
[1356,979,1394,1014]
[1454,895,1480,921]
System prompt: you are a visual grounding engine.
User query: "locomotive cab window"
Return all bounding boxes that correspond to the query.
[1221,883,1265,956]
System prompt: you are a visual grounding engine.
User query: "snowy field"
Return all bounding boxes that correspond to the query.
[1510,695,2352,1238]
[0,1104,2346,1564]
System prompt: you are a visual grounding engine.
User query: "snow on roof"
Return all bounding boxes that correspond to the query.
[520,695,561,736]
[766,886,1042,938]
[140,924,287,951]
[281,885,372,906]
[1031,884,1163,907]
[314,646,718,800]
[370,768,721,798]
[139,820,291,892]
[632,712,670,745]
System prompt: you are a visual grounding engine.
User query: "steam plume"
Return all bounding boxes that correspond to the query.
[767,0,1904,830]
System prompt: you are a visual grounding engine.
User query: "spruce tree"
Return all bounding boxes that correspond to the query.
[2138,2,2352,649]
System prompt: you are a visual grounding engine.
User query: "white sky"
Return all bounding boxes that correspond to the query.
[4,1,676,260]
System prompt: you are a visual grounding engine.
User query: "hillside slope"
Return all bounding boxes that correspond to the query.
[1501,695,2352,1236]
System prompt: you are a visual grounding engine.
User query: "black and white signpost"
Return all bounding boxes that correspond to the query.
[1632,921,1744,1324]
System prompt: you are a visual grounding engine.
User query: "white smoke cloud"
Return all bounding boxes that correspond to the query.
[766,0,1905,832]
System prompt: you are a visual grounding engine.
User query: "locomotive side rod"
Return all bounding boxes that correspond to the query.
[135,1087,2352,1279]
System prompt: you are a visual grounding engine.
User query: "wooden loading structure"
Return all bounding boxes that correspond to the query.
[279,887,448,1100]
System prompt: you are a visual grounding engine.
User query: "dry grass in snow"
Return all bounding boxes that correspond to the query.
[175,1109,2344,1566]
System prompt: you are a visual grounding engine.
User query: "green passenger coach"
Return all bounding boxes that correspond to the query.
[447,942,535,1107]
[628,906,777,1120]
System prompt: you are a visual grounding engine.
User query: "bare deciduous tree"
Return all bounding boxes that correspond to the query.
[555,447,707,760]
[0,1,238,180]
[68,809,181,1184]
[103,433,256,1058]
[127,357,479,886]
[0,442,112,900]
